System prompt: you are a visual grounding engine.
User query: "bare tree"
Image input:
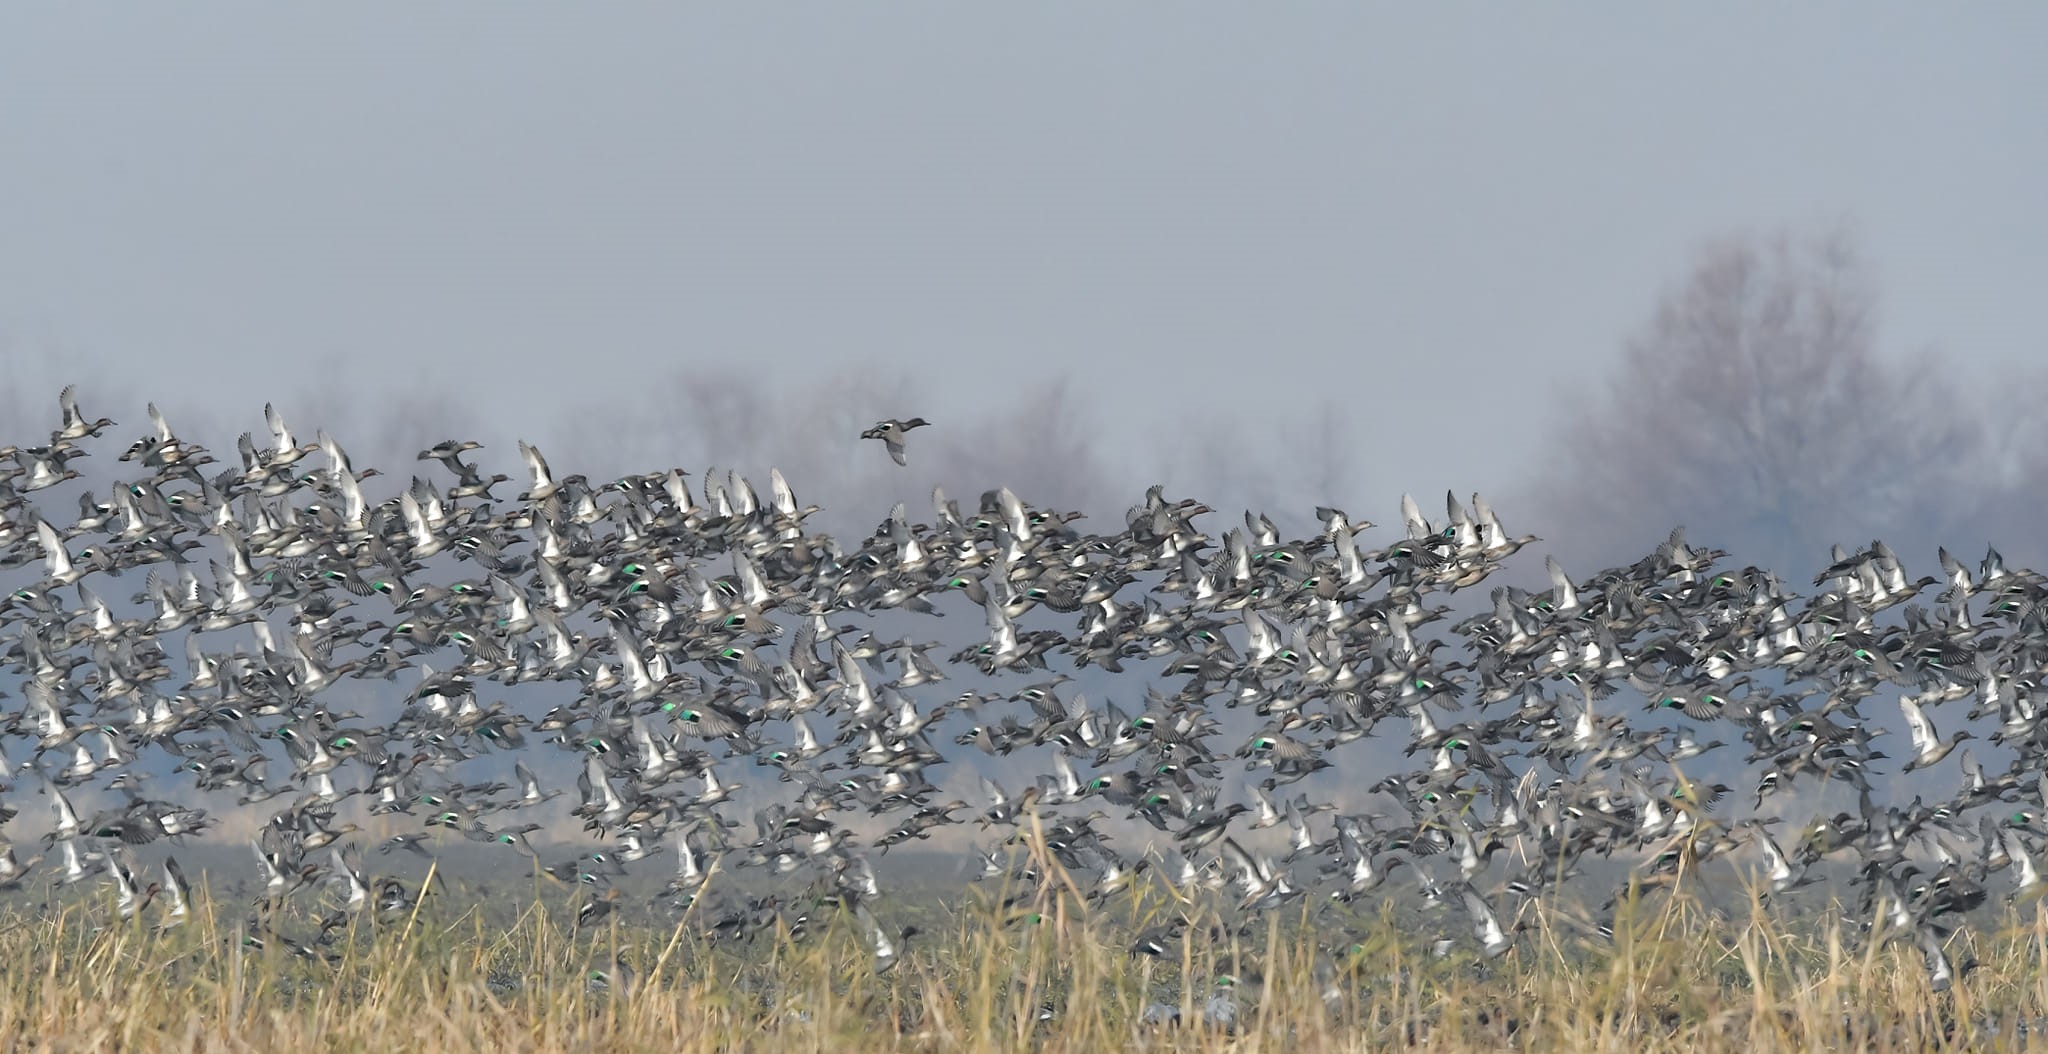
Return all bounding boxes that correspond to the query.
[1959,366,2048,569]
[1152,396,1373,538]
[1526,226,1982,576]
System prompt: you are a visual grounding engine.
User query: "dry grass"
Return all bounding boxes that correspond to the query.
[8,869,2048,1054]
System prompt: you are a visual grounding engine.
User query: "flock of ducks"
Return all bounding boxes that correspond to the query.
[1,387,2045,1009]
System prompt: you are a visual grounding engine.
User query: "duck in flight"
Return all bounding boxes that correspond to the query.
[861,418,930,467]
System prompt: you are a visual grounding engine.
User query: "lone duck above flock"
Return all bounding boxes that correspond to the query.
[859,417,931,467]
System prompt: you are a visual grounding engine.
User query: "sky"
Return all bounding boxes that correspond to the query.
[3,5,2043,513]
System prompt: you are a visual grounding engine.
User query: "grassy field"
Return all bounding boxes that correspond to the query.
[6,865,2048,1053]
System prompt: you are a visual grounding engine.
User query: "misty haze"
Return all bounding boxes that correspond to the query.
[1,7,2045,1051]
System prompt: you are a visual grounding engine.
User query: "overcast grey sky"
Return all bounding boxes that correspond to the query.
[3,6,2042,509]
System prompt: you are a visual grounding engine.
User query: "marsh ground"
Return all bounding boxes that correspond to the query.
[6,863,2048,1054]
